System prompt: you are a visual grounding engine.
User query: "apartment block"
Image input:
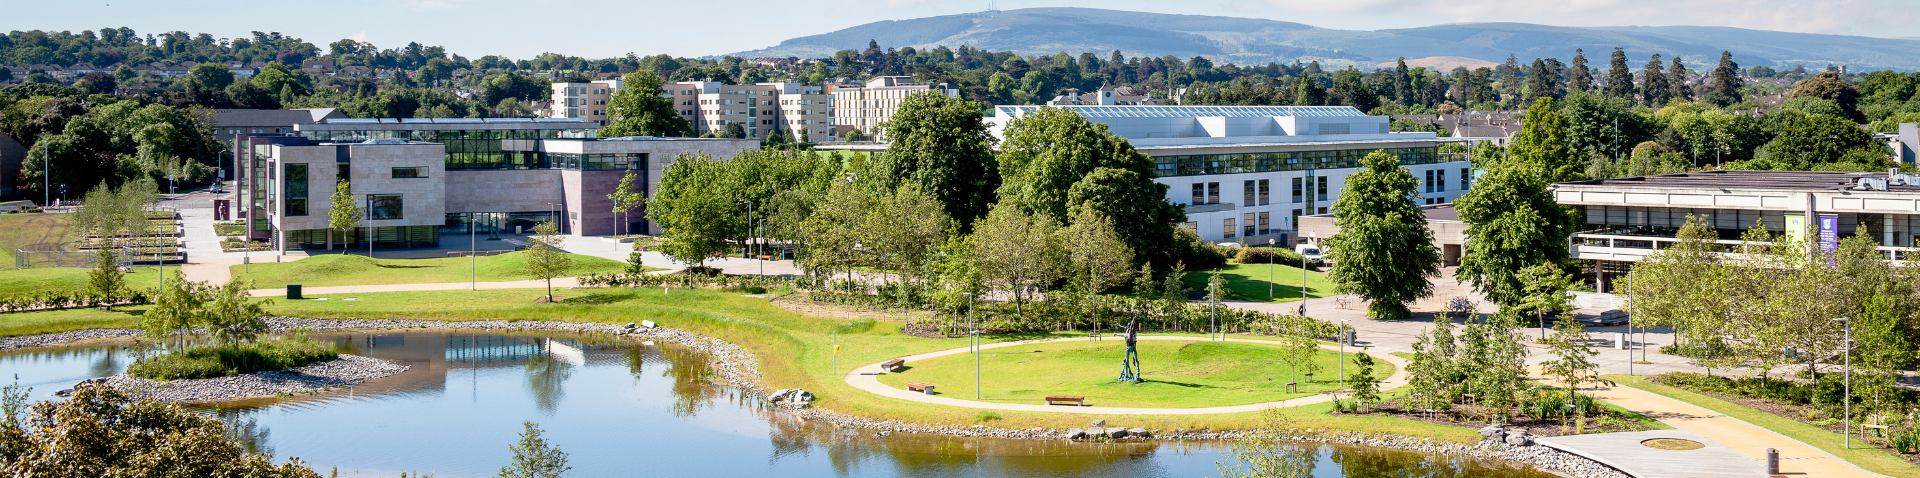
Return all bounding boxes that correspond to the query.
[664,81,832,140]
[550,80,620,126]
[829,76,958,139]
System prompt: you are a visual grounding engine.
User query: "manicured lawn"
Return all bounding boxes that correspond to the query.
[0,305,147,336]
[0,267,163,296]
[228,252,640,288]
[0,286,1473,442]
[876,339,1367,408]
[0,213,71,264]
[1184,260,1337,303]
[1606,374,1918,478]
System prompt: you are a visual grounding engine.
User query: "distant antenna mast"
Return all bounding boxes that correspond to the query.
[987,0,997,12]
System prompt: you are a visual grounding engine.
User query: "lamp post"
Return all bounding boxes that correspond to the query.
[1267,238,1275,301]
[965,291,977,400]
[1627,270,1633,375]
[1339,318,1349,386]
[1835,316,1851,449]
[757,218,767,278]
[470,215,478,290]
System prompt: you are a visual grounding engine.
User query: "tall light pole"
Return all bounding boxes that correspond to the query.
[1339,318,1349,386]
[965,291,978,400]
[1835,316,1851,449]
[470,215,478,290]
[1627,270,1634,376]
[739,200,753,260]
[1267,238,1275,301]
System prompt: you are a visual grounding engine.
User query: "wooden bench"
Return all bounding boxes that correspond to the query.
[906,382,935,394]
[1045,395,1086,406]
[881,359,906,372]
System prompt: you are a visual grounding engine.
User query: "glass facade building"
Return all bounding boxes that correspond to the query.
[296,118,595,171]
[1152,147,1446,177]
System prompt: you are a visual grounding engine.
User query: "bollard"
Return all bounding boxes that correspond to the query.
[1766,448,1779,475]
[1616,333,1625,350]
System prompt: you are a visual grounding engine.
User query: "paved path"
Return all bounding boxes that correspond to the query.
[246,277,583,298]
[1534,429,1767,478]
[842,335,1407,415]
[1580,382,1888,478]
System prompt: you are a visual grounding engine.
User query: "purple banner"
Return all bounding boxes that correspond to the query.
[1819,214,1839,265]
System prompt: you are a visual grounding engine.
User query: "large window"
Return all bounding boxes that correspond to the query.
[549,153,647,170]
[1149,147,1444,177]
[1223,217,1236,238]
[1243,180,1255,206]
[1258,179,1270,206]
[367,194,403,220]
[1316,177,1329,201]
[1291,177,1303,203]
[392,167,424,178]
[284,164,308,216]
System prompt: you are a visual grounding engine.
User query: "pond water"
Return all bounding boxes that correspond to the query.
[3,332,1552,478]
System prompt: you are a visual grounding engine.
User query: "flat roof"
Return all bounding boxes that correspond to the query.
[993,105,1366,119]
[1556,170,1919,192]
[1306,203,1461,223]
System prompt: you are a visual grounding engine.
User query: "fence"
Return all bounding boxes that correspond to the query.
[15,243,93,269]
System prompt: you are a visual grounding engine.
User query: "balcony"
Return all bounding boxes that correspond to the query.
[1570,226,1920,263]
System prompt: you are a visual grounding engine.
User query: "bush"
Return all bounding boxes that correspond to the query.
[128,337,341,380]
[1235,246,1305,266]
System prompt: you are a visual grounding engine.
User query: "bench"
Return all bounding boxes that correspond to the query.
[1284,382,1299,393]
[881,359,906,372]
[906,382,935,394]
[1045,395,1086,406]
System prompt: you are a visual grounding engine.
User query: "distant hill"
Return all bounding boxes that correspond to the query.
[727,7,1920,71]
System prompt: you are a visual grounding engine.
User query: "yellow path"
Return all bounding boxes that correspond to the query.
[1584,382,1887,478]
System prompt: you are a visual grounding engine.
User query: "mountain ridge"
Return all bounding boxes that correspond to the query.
[725,7,1920,71]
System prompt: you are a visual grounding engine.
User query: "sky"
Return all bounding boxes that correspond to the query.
[7,0,1916,59]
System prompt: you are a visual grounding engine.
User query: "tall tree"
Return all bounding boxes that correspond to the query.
[1292,75,1326,106]
[1059,208,1134,295]
[1788,71,1864,122]
[1604,48,1635,100]
[1508,98,1583,183]
[1640,54,1670,107]
[646,153,734,268]
[1760,114,1881,169]
[1569,49,1594,94]
[1667,56,1692,102]
[600,71,693,138]
[1393,57,1413,105]
[996,107,1184,266]
[522,221,573,302]
[969,205,1065,312]
[877,91,999,229]
[606,170,645,236]
[1706,51,1744,107]
[499,421,571,478]
[326,179,361,251]
[1323,150,1440,320]
[1454,145,1577,309]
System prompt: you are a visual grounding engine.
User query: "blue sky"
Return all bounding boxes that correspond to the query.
[8,0,1915,59]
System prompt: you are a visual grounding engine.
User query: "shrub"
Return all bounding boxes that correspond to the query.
[1235,246,1305,266]
[128,337,341,380]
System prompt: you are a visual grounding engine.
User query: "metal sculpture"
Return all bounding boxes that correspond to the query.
[1118,314,1142,382]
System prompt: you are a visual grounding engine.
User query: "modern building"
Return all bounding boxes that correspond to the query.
[829,76,957,139]
[549,79,619,126]
[551,80,834,140]
[213,109,348,181]
[1297,203,1469,266]
[1878,123,1918,164]
[983,105,1472,245]
[236,118,758,251]
[1555,169,1920,291]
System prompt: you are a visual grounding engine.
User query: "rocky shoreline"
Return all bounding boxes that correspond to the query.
[100,354,411,402]
[7,317,1626,477]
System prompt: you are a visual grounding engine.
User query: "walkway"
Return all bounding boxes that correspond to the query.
[1534,429,1766,478]
[1581,382,1887,478]
[246,277,582,298]
[842,335,1408,415]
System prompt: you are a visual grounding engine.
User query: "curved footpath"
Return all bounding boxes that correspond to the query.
[846,335,1408,415]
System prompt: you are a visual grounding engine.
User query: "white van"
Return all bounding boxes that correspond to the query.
[1294,243,1324,261]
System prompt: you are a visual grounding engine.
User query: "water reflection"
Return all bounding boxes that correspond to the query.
[2,332,1555,478]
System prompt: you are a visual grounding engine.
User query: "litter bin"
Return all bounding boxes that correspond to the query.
[287,284,303,300]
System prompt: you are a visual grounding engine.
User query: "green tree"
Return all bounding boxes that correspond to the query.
[606,170,645,236]
[326,179,361,251]
[1279,334,1322,386]
[1347,352,1381,405]
[996,107,1183,265]
[0,385,322,477]
[876,91,999,229]
[1058,208,1134,294]
[1640,54,1670,107]
[1323,150,1440,320]
[498,421,570,478]
[87,247,124,303]
[204,277,271,344]
[1508,97,1582,182]
[1216,410,1317,478]
[1539,316,1598,426]
[1568,49,1593,93]
[1705,51,1744,107]
[969,205,1064,313]
[1666,56,1692,102]
[647,153,734,268]
[1511,262,1576,331]
[187,63,235,95]
[600,71,692,138]
[1760,114,1880,170]
[1604,48,1635,100]
[523,221,572,302]
[1789,71,1863,121]
[625,250,647,277]
[1455,162,1575,309]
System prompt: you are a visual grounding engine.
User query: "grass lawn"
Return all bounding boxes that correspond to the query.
[0,286,1473,441]
[1606,374,1918,478]
[1184,260,1336,303]
[228,252,642,288]
[0,267,163,297]
[0,305,147,336]
[0,213,71,264]
[877,339,1369,408]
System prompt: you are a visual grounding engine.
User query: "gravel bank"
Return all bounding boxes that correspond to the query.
[103,354,410,402]
[8,317,1626,477]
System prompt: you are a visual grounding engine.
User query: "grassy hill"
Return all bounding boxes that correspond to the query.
[229,252,637,288]
[730,7,1920,70]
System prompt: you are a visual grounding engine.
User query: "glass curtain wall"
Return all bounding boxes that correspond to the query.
[1152,147,1440,177]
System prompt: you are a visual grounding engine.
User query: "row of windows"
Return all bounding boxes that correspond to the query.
[1190,177,1329,207]
[1152,147,1451,177]
[547,153,648,171]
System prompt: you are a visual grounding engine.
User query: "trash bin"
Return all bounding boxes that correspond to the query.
[287,284,302,300]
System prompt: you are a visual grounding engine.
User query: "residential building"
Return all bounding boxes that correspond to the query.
[1554,170,1920,291]
[549,79,619,126]
[984,105,1472,245]
[237,118,758,251]
[829,76,956,139]
[549,80,833,140]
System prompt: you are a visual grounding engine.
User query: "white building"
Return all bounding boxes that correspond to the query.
[829,76,957,140]
[984,105,1472,245]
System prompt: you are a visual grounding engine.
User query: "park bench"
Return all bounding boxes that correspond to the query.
[906,382,935,394]
[1862,415,1891,439]
[881,359,906,372]
[1045,395,1086,406]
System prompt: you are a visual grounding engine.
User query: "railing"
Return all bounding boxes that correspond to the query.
[1571,230,1920,262]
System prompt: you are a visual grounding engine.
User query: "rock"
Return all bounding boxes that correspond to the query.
[1128,428,1149,438]
[1107,428,1129,439]
[768,389,790,402]
[795,390,813,402]
[1067,428,1087,439]
[54,389,73,397]
[624,322,636,329]
[1477,424,1507,439]
[1503,431,1532,447]
[1091,419,1106,427]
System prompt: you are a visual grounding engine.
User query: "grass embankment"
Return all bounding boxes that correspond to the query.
[228,252,642,288]
[127,337,340,380]
[877,340,1371,408]
[1,287,1472,441]
[0,267,163,296]
[0,213,71,264]
[0,306,147,337]
[1183,260,1336,303]
[1606,374,1918,478]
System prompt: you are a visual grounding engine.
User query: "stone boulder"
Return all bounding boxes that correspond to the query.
[1068,428,1088,439]
[1478,424,1507,440]
[1107,428,1129,439]
[1128,428,1150,438]
[1503,430,1532,447]
[1092,419,1106,427]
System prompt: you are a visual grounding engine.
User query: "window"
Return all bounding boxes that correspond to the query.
[1436,168,1446,191]
[1244,180,1256,206]
[1258,212,1271,235]
[1258,179,1270,206]
[1423,170,1434,193]
[392,167,424,178]
[1207,182,1221,204]
[1316,177,1329,201]
[1191,183,1205,205]
[1291,177,1303,203]
[1223,217,1236,238]
[367,194,403,220]
[1461,168,1471,190]
[1317,207,1328,214]
[1243,213,1257,237]
[284,164,308,216]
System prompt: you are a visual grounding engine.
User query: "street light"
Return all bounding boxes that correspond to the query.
[964,291,978,400]
[1267,238,1275,301]
[1627,270,1634,376]
[757,218,767,278]
[1339,318,1349,386]
[739,200,753,260]
[1835,316,1851,449]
